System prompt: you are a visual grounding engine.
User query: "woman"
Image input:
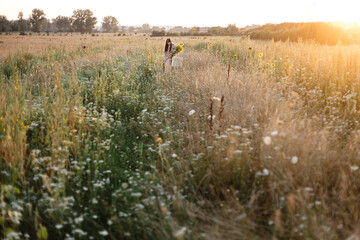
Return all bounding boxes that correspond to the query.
[164,38,176,71]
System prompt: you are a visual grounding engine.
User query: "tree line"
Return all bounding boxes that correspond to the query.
[151,22,360,45]
[0,8,120,33]
[1,10,359,45]
[151,24,241,37]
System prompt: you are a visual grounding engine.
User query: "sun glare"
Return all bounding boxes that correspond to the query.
[331,22,360,30]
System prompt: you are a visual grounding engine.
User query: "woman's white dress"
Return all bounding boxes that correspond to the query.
[164,44,175,69]
[171,52,183,67]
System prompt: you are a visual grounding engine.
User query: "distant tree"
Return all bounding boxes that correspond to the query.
[29,8,47,32]
[141,23,151,33]
[44,19,56,32]
[9,20,19,32]
[150,30,166,37]
[225,24,239,36]
[71,9,97,34]
[0,15,9,32]
[128,26,135,33]
[17,11,28,32]
[207,26,224,36]
[152,26,161,31]
[169,26,188,33]
[55,15,71,32]
[189,26,200,34]
[101,16,119,33]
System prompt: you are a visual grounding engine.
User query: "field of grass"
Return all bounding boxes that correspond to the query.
[2,34,360,239]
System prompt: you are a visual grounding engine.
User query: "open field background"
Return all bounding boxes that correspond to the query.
[2,35,360,239]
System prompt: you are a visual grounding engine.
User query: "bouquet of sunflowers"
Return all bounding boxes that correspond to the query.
[169,44,184,58]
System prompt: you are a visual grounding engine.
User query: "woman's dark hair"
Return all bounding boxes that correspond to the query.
[164,38,172,52]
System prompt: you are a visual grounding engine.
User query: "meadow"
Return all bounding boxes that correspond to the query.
[1,34,360,240]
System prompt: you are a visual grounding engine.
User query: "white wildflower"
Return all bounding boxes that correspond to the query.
[350,166,359,171]
[291,156,298,164]
[188,109,195,116]
[74,216,83,224]
[173,227,187,239]
[131,192,142,197]
[263,136,272,145]
[235,213,247,221]
[346,234,360,240]
[134,203,144,210]
[271,130,278,136]
[207,115,216,120]
[73,229,87,236]
[11,211,22,224]
[6,231,20,239]
[55,224,63,229]
[99,230,108,236]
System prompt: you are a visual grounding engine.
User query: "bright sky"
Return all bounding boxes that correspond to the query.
[1,0,360,27]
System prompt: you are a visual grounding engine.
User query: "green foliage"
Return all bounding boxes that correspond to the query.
[150,30,166,37]
[0,53,36,79]
[0,15,9,32]
[29,9,47,33]
[54,16,72,32]
[0,47,177,239]
[36,225,48,240]
[101,16,119,33]
[71,9,97,34]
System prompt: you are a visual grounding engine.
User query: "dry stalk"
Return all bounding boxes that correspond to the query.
[227,62,231,84]
[209,98,214,133]
[218,95,225,135]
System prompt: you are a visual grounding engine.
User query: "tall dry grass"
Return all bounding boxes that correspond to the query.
[151,38,360,239]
